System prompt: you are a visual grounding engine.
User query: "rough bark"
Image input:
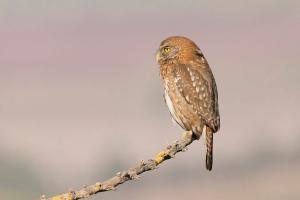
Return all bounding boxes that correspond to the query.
[41,131,195,200]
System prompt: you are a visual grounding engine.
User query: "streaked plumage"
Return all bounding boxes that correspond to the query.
[156,36,220,171]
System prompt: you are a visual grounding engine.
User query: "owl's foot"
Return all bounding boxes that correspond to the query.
[154,131,193,165]
[181,131,193,140]
[192,132,201,140]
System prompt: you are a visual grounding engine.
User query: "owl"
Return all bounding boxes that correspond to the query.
[156,36,220,171]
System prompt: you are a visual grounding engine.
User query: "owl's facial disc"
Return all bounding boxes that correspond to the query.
[156,45,178,64]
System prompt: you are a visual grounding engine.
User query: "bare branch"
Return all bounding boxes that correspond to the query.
[41,131,195,200]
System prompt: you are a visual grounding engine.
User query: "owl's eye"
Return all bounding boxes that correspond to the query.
[163,46,171,53]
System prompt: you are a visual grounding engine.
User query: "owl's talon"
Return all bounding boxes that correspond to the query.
[157,36,220,171]
[181,131,193,140]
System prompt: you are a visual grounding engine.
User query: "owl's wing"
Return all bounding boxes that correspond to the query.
[173,63,220,132]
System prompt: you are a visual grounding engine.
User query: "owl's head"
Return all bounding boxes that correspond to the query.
[156,36,200,65]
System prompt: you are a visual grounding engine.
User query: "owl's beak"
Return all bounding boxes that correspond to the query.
[155,50,161,63]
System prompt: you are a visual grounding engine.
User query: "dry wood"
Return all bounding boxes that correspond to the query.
[41,131,195,200]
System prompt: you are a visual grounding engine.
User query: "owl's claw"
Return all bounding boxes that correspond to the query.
[181,131,193,140]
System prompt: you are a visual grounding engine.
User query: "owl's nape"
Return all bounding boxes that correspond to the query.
[157,36,220,171]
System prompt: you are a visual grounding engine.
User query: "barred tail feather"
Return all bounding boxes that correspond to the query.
[206,127,213,171]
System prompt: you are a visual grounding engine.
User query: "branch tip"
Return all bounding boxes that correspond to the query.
[43,131,197,200]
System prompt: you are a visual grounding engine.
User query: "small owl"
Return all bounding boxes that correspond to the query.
[156,36,220,171]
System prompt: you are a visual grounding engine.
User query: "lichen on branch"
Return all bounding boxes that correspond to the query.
[41,131,195,200]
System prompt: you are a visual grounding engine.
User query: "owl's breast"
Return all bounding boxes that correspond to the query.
[164,86,185,129]
[162,67,207,134]
[163,77,201,132]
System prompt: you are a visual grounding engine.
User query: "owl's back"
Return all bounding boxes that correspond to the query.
[161,61,220,134]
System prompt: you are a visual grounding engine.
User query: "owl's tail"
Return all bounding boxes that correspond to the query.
[205,127,213,171]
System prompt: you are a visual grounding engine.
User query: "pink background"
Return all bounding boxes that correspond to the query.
[1,1,300,199]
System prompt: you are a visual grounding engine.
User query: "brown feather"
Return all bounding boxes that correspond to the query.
[206,127,213,171]
[157,36,220,170]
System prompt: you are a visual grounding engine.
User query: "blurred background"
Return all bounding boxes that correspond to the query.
[1,0,300,199]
